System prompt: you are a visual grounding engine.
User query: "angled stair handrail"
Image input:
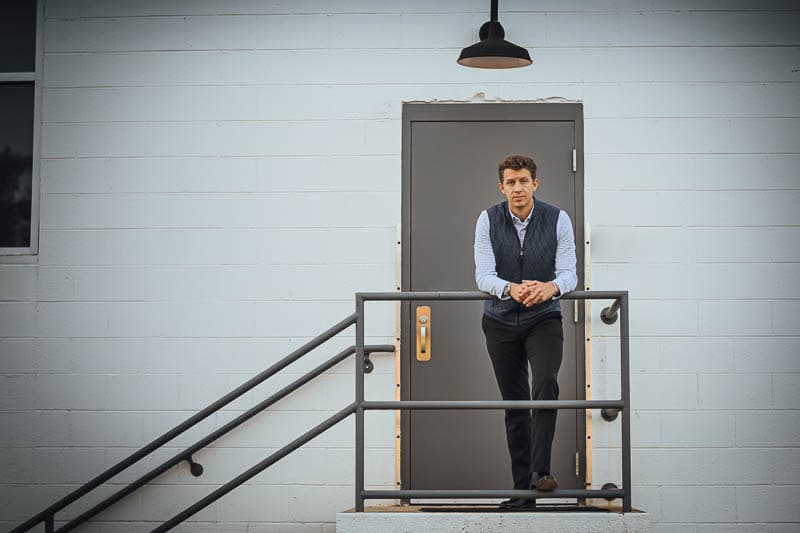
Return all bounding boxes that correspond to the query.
[153,402,358,532]
[59,344,393,532]
[12,312,390,533]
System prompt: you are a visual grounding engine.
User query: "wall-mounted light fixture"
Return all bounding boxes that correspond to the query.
[457,0,532,69]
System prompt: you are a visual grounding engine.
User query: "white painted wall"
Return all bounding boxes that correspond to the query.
[1,1,798,531]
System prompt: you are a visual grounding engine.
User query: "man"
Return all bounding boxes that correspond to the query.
[474,154,578,510]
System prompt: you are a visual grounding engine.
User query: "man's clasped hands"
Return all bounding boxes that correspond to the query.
[508,280,560,307]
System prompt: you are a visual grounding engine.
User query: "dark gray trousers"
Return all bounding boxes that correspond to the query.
[482,312,564,490]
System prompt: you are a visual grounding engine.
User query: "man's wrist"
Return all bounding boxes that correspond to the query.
[502,282,512,299]
[551,281,560,297]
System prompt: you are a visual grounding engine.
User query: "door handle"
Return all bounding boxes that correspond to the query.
[416,306,431,362]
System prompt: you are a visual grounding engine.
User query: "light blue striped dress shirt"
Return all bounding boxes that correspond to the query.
[474,202,578,300]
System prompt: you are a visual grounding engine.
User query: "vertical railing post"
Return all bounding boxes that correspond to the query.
[44,513,54,533]
[620,293,632,512]
[355,295,365,512]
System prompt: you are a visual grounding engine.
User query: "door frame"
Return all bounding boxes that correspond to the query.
[400,102,586,495]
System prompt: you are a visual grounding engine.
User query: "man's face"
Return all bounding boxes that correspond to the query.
[498,168,538,212]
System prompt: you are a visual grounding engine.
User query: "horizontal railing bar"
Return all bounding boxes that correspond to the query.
[58,344,394,532]
[363,489,625,499]
[361,291,491,301]
[153,403,358,533]
[357,290,626,301]
[362,400,623,410]
[12,313,357,533]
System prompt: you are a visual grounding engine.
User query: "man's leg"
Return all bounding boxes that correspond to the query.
[482,314,532,491]
[524,316,564,477]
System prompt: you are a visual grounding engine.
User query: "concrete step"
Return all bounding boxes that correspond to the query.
[337,503,651,533]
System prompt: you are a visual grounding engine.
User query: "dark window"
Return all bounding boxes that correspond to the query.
[0,1,37,72]
[0,83,34,247]
[0,0,37,249]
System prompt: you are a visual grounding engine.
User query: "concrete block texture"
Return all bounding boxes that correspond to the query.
[586,154,800,192]
[698,374,772,410]
[772,374,800,409]
[0,265,37,301]
[41,155,401,193]
[736,486,800,523]
[631,373,697,410]
[698,448,773,485]
[661,411,735,448]
[592,263,800,300]
[661,486,736,523]
[40,192,400,230]
[38,227,396,267]
[736,411,800,447]
[2,1,799,532]
[772,449,800,485]
[772,300,800,336]
[42,47,800,87]
[698,300,773,336]
[735,337,800,373]
[42,80,796,124]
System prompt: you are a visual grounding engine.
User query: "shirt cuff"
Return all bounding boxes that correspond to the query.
[551,280,562,300]
[497,280,511,300]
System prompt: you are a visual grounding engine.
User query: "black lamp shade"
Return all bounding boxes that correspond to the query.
[458,20,532,69]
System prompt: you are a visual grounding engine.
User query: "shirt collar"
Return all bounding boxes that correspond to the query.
[508,202,534,224]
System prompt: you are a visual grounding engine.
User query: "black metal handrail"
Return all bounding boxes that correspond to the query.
[16,289,631,532]
[152,402,358,533]
[12,309,391,532]
[353,290,632,513]
[59,344,392,532]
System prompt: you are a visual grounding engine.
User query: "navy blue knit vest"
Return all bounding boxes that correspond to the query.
[483,198,561,326]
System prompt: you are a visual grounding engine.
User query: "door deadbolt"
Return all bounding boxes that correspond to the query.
[415,306,431,362]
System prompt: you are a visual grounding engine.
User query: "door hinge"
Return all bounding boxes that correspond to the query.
[573,300,579,323]
[575,452,580,477]
[572,149,577,172]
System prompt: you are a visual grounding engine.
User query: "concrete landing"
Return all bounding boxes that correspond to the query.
[337,503,651,533]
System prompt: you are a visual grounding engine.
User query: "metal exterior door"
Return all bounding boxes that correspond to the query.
[401,103,585,493]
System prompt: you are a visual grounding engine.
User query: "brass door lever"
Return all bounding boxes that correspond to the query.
[415,306,431,362]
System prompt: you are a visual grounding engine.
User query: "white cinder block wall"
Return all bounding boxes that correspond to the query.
[1,1,798,531]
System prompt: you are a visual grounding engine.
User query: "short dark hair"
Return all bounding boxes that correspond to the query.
[498,155,537,182]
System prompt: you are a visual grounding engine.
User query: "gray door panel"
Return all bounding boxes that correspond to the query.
[403,107,584,493]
